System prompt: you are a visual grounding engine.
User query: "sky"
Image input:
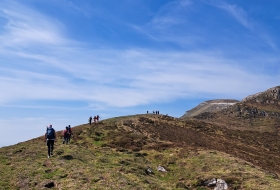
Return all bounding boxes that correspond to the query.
[0,0,280,147]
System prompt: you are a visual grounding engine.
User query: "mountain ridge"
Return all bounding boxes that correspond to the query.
[180,99,239,118]
[192,85,280,132]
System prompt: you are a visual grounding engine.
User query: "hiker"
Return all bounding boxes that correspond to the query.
[45,124,56,158]
[89,116,92,125]
[97,115,100,122]
[68,125,73,143]
[94,115,97,123]
[62,126,71,144]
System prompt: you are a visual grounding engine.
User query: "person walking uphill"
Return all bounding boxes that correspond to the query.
[89,116,92,125]
[68,125,73,143]
[45,124,56,158]
[62,126,71,144]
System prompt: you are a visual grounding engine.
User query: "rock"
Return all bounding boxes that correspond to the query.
[242,86,280,102]
[214,179,228,190]
[201,178,216,187]
[145,167,154,175]
[157,166,167,172]
[200,178,228,189]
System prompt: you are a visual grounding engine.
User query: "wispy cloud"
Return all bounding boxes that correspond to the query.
[129,0,198,46]
[0,1,67,49]
[129,24,160,41]
[147,0,189,30]
[0,0,279,110]
[1,48,278,107]
[217,3,252,29]
[208,1,278,51]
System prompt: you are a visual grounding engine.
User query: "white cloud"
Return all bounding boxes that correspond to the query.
[217,3,252,29]
[210,1,278,51]
[0,0,279,109]
[148,1,187,28]
[1,47,279,108]
[0,0,68,49]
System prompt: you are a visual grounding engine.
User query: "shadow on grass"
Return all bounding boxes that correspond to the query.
[62,155,74,160]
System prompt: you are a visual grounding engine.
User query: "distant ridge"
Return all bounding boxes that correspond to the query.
[180,99,239,118]
[241,85,280,104]
[191,85,280,132]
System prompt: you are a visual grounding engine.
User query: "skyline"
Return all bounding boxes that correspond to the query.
[0,0,280,147]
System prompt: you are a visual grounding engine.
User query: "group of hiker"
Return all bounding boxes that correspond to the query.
[62,125,73,145]
[45,115,101,158]
[147,110,160,114]
[88,115,100,125]
[44,124,73,158]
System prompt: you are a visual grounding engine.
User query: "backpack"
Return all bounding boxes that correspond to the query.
[46,128,55,139]
[63,128,70,136]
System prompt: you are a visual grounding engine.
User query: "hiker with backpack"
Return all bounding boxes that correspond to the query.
[45,124,56,158]
[89,116,92,125]
[68,125,73,143]
[62,126,71,144]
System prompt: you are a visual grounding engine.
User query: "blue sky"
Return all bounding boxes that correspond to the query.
[0,0,280,147]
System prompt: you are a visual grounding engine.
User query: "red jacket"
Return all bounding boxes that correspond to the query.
[62,130,70,137]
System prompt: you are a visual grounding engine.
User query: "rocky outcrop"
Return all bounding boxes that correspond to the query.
[242,86,280,105]
[192,85,280,131]
[180,99,239,119]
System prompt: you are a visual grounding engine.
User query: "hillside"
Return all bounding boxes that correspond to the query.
[1,114,280,189]
[193,85,280,132]
[180,99,239,119]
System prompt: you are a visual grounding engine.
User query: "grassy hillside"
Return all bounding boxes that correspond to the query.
[1,114,280,189]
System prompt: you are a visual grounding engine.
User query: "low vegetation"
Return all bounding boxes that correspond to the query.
[1,114,280,189]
